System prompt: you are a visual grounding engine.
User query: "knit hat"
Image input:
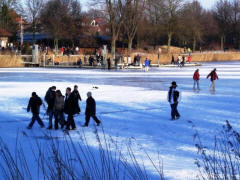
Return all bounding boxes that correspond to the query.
[171,81,177,87]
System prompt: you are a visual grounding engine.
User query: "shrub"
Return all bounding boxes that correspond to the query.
[193,120,240,180]
[0,127,164,180]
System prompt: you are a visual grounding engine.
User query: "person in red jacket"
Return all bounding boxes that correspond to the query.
[187,55,191,63]
[193,69,200,90]
[207,68,219,91]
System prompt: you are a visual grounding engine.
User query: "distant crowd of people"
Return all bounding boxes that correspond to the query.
[27,85,101,130]
[171,54,192,67]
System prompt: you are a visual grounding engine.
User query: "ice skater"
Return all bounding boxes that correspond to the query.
[27,92,44,129]
[83,92,101,127]
[193,69,200,90]
[168,81,180,120]
[207,68,218,91]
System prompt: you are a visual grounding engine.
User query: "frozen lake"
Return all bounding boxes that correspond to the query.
[0,61,240,179]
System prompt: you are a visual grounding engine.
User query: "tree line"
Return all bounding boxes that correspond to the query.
[1,0,240,56]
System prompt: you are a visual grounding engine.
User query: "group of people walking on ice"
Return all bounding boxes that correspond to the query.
[27,85,101,130]
[168,68,219,120]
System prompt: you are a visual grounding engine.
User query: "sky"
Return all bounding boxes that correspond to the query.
[81,0,218,11]
[197,0,217,9]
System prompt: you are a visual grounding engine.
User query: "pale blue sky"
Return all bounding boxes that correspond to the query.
[197,0,217,9]
[81,0,218,11]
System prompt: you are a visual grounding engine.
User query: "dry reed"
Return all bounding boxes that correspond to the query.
[0,55,24,68]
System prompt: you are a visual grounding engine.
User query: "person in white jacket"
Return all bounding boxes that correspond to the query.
[168,81,180,120]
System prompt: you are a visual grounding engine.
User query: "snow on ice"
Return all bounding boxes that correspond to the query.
[0,61,240,180]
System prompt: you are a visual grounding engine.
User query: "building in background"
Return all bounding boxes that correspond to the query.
[0,29,12,48]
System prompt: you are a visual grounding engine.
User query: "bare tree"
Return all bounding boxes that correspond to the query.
[106,0,127,60]
[230,0,240,49]
[40,0,83,51]
[145,0,165,48]
[86,8,104,20]
[91,0,127,60]
[162,0,183,52]
[145,0,182,51]
[0,0,16,8]
[40,0,70,51]
[17,0,45,44]
[0,1,17,33]
[200,10,219,49]
[214,0,232,50]
[66,0,83,47]
[179,1,204,51]
[124,0,145,55]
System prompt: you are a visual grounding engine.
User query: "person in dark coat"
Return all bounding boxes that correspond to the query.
[83,92,101,127]
[171,55,175,64]
[44,86,56,129]
[53,90,65,129]
[207,68,219,91]
[72,85,82,114]
[64,87,77,130]
[168,81,180,120]
[27,92,44,129]
[136,54,141,66]
[107,58,111,70]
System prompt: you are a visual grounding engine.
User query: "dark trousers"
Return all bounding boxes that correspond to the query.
[85,115,100,126]
[171,103,180,119]
[28,113,44,128]
[66,114,76,129]
[54,110,65,129]
[48,109,54,128]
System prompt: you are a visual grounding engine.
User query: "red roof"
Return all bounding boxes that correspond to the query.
[0,29,12,37]
[9,10,28,25]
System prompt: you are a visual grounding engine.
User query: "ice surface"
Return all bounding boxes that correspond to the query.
[0,61,240,179]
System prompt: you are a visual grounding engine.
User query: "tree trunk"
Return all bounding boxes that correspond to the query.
[221,35,224,51]
[111,36,117,61]
[71,39,75,48]
[128,37,133,57]
[167,32,172,53]
[193,37,196,52]
[54,38,58,52]
[32,21,36,45]
[137,33,140,49]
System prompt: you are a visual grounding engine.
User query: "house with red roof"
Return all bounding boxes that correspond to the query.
[0,28,12,48]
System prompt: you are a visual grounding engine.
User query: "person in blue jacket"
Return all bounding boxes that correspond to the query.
[144,58,150,71]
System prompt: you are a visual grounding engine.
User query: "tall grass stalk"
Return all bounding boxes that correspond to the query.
[0,126,164,180]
